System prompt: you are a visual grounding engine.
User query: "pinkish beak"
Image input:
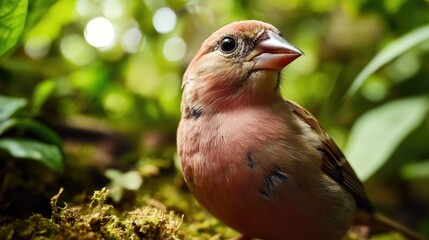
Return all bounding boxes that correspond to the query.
[251,30,303,71]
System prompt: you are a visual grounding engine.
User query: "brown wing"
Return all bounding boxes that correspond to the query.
[287,100,374,212]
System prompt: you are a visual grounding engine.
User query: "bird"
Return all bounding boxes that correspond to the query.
[176,20,425,240]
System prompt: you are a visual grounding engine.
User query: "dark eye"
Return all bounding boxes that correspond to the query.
[220,36,237,53]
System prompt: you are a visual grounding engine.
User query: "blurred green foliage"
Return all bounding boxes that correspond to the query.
[0,95,64,171]
[345,96,429,180]
[1,0,429,238]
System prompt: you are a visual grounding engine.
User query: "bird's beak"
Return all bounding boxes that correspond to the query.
[250,30,303,71]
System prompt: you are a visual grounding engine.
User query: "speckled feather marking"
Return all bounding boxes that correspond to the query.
[246,151,257,169]
[185,106,203,119]
[260,166,289,199]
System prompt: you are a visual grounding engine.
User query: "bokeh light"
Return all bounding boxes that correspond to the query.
[163,37,186,61]
[121,27,143,53]
[76,0,95,17]
[103,90,134,118]
[389,51,420,82]
[60,34,95,65]
[84,17,116,48]
[361,76,388,102]
[102,0,124,19]
[24,37,51,59]
[152,7,177,34]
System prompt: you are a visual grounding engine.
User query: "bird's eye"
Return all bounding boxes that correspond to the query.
[220,36,237,53]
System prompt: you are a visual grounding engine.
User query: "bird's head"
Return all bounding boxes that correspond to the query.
[182,20,303,112]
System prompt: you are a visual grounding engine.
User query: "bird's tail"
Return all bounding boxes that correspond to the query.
[371,212,426,240]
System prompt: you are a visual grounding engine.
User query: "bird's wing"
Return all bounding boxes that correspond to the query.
[287,99,374,212]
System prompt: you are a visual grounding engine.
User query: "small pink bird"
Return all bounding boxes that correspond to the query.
[177,20,424,240]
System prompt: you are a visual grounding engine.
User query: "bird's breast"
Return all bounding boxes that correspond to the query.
[177,106,355,239]
[178,107,289,192]
[178,107,303,222]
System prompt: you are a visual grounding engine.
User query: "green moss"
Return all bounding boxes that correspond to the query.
[0,214,56,240]
[1,188,183,240]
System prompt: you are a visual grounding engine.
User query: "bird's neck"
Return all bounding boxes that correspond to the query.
[181,70,283,113]
[182,87,282,115]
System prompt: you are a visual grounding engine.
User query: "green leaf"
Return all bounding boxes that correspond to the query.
[0,0,29,56]
[32,79,56,113]
[345,96,429,180]
[105,169,143,202]
[0,118,62,147]
[345,24,429,98]
[0,95,28,120]
[0,138,63,171]
[25,0,77,41]
[401,160,429,180]
[25,0,58,30]
[105,169,143,190]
